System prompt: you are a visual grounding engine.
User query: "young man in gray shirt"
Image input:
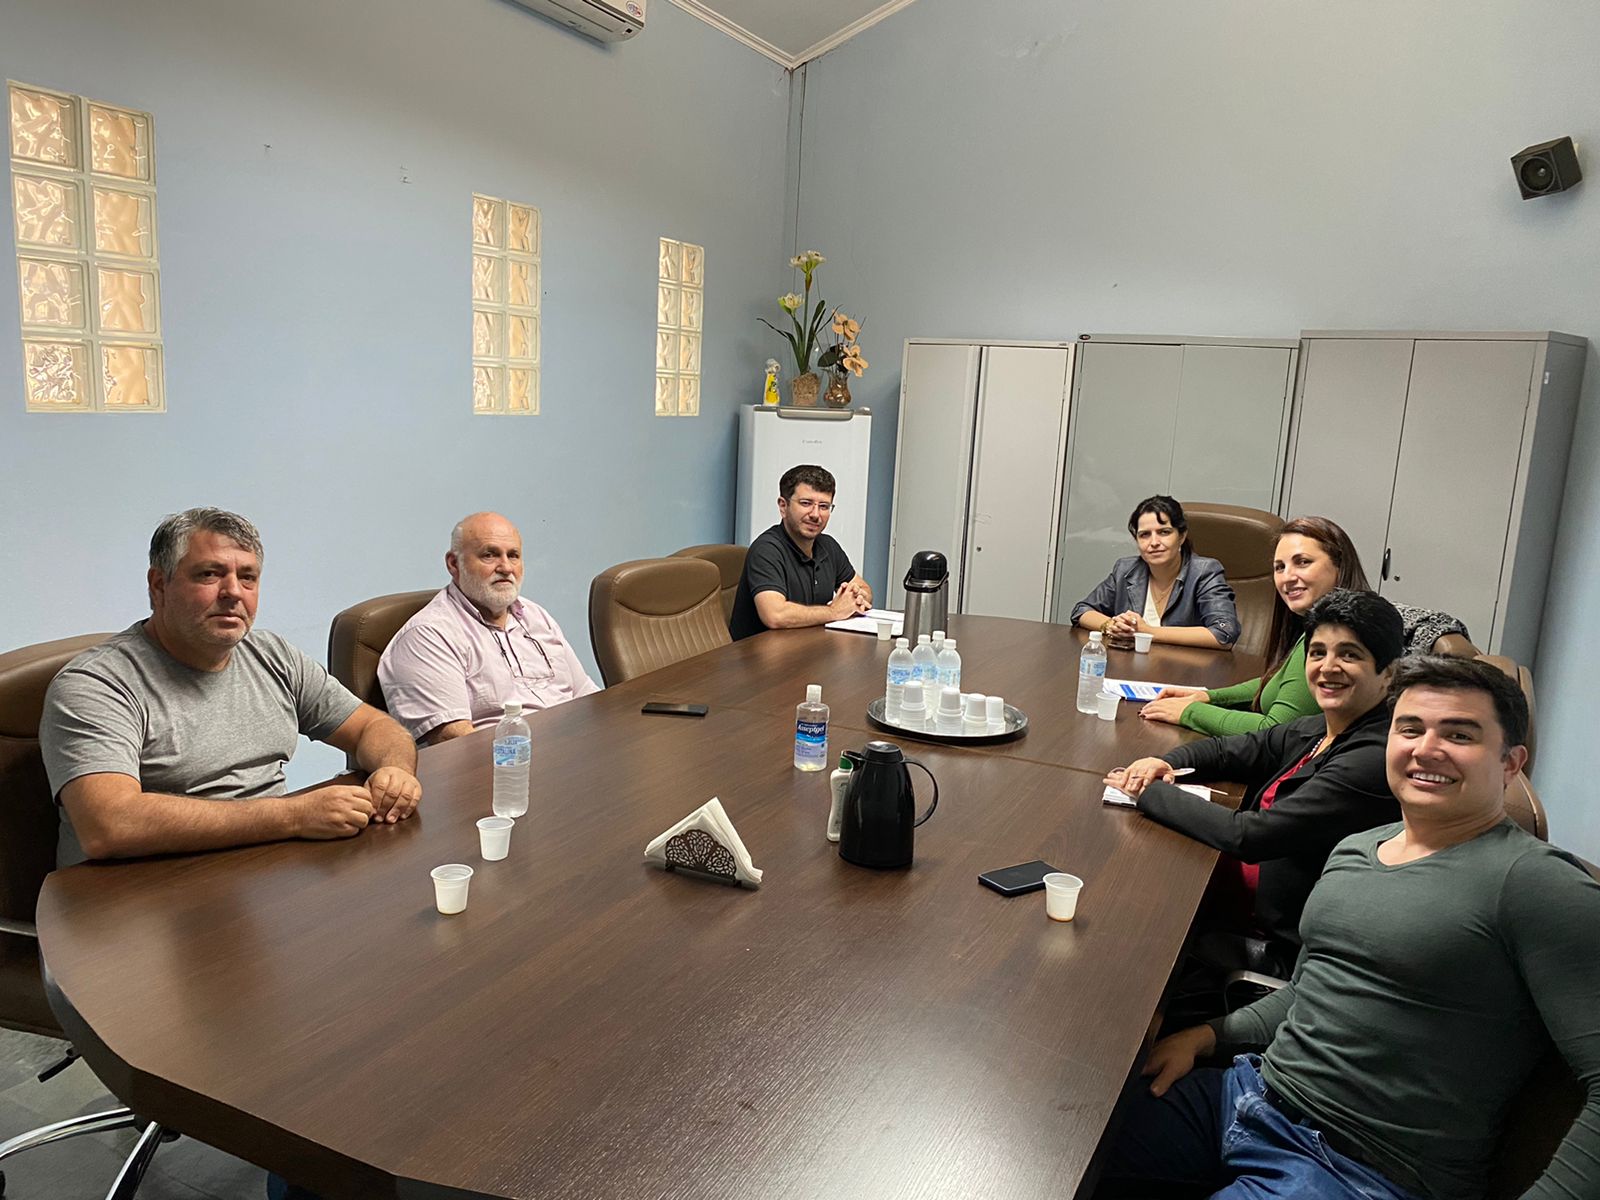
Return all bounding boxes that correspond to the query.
[41,507,422,865]
[1101,655,1600,1200]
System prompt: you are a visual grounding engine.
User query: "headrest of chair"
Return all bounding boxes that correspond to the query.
[601,558,721,616]
[671,544,747,590]
[344,590,437,652]
[0,634,114,738]
[1183,504,1285,577]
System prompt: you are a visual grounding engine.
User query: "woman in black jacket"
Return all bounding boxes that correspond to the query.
[1104,589,1405,975]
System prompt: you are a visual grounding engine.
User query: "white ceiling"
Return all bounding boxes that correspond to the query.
[667,0,917,68]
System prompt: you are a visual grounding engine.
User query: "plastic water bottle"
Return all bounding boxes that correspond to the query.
[931,629,947,653]
[886,637,913,717]
[492,700,532,817]
[937,638,962,691]
[912,635,938,695]
[1076,631,1107,714]
[795,683,829,771]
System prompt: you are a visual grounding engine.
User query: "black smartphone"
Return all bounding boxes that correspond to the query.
[640,701,709,717]
[978,860,1061,897]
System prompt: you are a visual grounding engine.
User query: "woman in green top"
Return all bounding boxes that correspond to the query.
[1141,516,1368,737]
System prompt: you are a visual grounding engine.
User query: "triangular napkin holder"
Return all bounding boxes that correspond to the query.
[645,797,762,889]
[663,828,741,887]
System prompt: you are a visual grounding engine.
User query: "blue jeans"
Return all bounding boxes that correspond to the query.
[1101,1056,1423,1199]
[266,1173,322,1200]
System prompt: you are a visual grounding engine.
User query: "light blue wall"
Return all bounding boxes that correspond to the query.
[794,0,1600,858]
[0,0,789,784]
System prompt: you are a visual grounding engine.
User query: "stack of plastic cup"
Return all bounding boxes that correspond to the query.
[986,695,1006,732]
[962,693,988,734]
[899,681,927,730]
[935,686,964,734]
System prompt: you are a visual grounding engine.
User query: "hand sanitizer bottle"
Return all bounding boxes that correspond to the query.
[827,755,854,842]
[795,684,829,771]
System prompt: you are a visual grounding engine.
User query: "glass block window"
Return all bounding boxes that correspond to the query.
[472,192,539,415]
[9,82,163,412]
[655,237,702,417]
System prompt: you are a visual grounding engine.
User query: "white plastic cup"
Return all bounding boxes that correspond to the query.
[1096,690,1119,722]
[985,695,1005,727]
[876,619,893,641]
[477,816,513,861]
[1043,872,1084,922]
[1133,632,1154,653]
[431,864,474,914]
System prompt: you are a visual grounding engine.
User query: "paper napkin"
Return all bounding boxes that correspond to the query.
[644,797,763,888]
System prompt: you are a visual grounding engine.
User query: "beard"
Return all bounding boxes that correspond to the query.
[458,573,519,616]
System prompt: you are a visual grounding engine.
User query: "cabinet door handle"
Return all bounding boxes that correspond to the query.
[1381,548,1391,581]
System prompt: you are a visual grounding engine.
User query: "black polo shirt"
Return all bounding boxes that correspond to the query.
[729,524,858,641]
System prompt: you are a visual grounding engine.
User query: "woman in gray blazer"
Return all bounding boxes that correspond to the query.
[1070,495,1240,650]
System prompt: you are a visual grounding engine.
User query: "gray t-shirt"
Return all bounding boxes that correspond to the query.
[1212,820,1600,1200]
[41,623,362,865]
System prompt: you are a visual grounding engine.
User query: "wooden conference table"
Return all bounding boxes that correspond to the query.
[38,617,1261,1199]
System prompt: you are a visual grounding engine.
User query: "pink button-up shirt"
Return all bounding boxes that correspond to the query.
[377,585,600,740]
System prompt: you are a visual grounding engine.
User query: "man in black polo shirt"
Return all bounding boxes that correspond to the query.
[729,464,872,640]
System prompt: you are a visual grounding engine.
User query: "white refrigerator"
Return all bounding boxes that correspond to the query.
[735,406,872,572]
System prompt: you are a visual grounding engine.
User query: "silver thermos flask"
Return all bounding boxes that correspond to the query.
[901,551,950,645]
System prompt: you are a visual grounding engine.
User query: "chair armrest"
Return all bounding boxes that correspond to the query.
[1223,968,1288,1011]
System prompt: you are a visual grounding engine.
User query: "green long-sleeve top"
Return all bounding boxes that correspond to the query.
[1209,821,1600,1200]
[1178,634,1317,737]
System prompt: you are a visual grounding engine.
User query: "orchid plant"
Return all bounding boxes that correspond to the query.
[759,251,867,378]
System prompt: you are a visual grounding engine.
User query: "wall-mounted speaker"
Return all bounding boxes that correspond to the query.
[1511,137,1582,199]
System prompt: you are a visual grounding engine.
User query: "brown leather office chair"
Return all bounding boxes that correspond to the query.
[1478,654,1537,772]
[1182,504,1284,657]
[1432,632,1481,657]
[327,589,436,710]
[1503,772,1547,841]
[589,557,730,686]
[0,634,157,1192]
[671,544,747,626]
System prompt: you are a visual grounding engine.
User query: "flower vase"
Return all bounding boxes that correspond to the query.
[823,370,852,408]
[790,372,821,407]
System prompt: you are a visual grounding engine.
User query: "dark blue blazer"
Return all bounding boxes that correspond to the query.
[1069,553,1240,646]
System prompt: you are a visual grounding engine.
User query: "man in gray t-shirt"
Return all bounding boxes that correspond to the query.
[41,507,423,866]
[1101,657,1600,1200]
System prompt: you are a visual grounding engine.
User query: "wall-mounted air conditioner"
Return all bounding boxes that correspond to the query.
[507,0,645,41]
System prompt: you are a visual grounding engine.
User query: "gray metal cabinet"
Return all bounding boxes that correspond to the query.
[888,341,1073,620]
[1283,331,1586,661]
[1049,336,1298,624]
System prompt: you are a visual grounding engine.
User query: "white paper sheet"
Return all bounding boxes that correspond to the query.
[1102,783,1215,808]
[1102,678,1190,702]
[826,608,903,636]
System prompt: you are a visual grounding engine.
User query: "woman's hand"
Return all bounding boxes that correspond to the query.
[1105,757,1175,797]
[1141,1025,1217,1097]
[1106,610,1141,638]
[1141,693,1204,725]
[1154,686,1206,699]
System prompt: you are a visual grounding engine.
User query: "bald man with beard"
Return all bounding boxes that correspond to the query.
[378,512,599,744]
